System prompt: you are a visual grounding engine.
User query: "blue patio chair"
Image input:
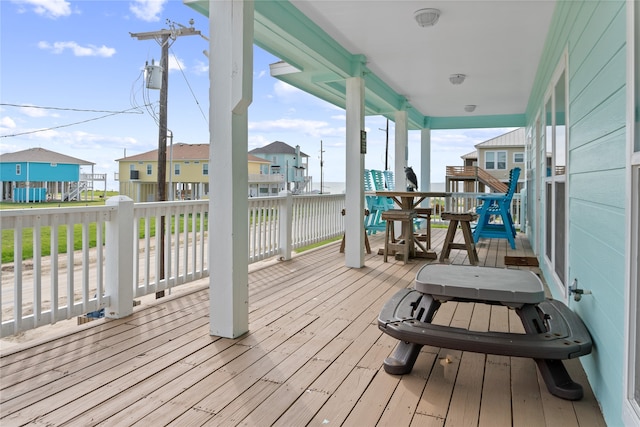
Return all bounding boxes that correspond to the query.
[364,169,388,234]
[383,170,395,190]
[473,167,520,249]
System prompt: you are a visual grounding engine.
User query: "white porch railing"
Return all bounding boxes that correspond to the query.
[0,190,520,338]
[0,192,346,337]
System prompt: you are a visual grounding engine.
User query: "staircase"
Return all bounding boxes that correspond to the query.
[445,166,508,193]
[292,176,311,194]
[63,181,88,201]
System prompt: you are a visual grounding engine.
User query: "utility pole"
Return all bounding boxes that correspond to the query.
[383,118,389,171]
[130,20,201,203]
[319,140,325,194]
[131,20,201,298]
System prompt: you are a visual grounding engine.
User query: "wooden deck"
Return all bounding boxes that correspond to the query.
[0,229,605,426]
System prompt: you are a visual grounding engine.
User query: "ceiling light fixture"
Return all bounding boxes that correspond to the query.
[449,74,466,85]
[414,8,440,27]
[464,105,477,112]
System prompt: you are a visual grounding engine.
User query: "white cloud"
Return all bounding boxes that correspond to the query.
[129,0,167,23]
[192,59,208,75]
[0,116,17,129]
[273,81,303,99]
[13,0,72,19]
[168,55,185,72]
[38,41,116,57]
[249,118,343,139]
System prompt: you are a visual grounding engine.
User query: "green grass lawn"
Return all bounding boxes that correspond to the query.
[2,194,208,263]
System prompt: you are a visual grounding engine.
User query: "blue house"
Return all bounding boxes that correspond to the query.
[249,141,311,194]
[0,147,95,202]
[185,2,639,425]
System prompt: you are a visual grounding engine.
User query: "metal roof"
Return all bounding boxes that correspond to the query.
[475,128,526,148]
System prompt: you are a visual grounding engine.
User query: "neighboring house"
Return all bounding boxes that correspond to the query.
[0,147,100,202]
[468,128,526,181]
[453,128,528,193]
[116,143,210,202]
[116,143,285,201]
[248,141,311,194]
[248,154,285,197]
[445,128,525,193]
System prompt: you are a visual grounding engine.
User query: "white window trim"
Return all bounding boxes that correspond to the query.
[623,1,640,425]
[542,49,569,300]
[484,151,507,170]
[514,152,524,163]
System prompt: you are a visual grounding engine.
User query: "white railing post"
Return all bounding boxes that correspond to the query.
[105,196,134,318]
[279,190,293,260]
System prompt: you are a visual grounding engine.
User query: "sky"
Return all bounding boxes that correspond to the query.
[0,0,516,192]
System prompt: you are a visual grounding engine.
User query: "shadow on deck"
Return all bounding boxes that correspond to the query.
[0,229,605,426]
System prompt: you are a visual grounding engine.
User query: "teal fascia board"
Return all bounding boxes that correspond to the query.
[425,114,526,130]
[254,1,355,78]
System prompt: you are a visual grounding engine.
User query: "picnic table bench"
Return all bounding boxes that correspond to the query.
[378,263,593,400]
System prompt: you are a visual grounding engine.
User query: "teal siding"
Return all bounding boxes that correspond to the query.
[0,162,24,181]
[526,1,627,425]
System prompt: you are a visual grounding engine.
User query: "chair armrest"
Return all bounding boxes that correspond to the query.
[477,194,506,201]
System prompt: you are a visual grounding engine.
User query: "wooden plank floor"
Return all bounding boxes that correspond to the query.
[0,228,606,426]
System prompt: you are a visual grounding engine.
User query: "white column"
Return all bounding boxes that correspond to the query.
[208,0,253,338]
[345,76,365,268]
[420,128,432,192]
[105,196,134,318]
[395,110,408,191]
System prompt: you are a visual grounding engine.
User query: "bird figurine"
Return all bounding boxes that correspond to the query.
[405,166,418,191]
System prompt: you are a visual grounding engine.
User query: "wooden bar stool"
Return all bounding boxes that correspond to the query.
[381,209,416,264]
[440,212,479,265]
[414,207,433,249]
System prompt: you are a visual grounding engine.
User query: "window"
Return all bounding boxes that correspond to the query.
[146,164,152,175]
[514,152,524,163]
[16,164,21,175]
[485,151,507,169]
[485,152,495,169]
[174,163,181,176]
[543,55,568,294]
[202,163,208,176]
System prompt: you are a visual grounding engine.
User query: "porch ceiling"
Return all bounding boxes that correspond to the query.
[184,0,556,129]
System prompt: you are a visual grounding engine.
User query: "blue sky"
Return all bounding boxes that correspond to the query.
[0,0,514,191]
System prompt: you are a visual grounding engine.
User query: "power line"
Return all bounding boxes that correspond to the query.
[0,103,148,114]
[169,46,208,125]
[0,107,149,138]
